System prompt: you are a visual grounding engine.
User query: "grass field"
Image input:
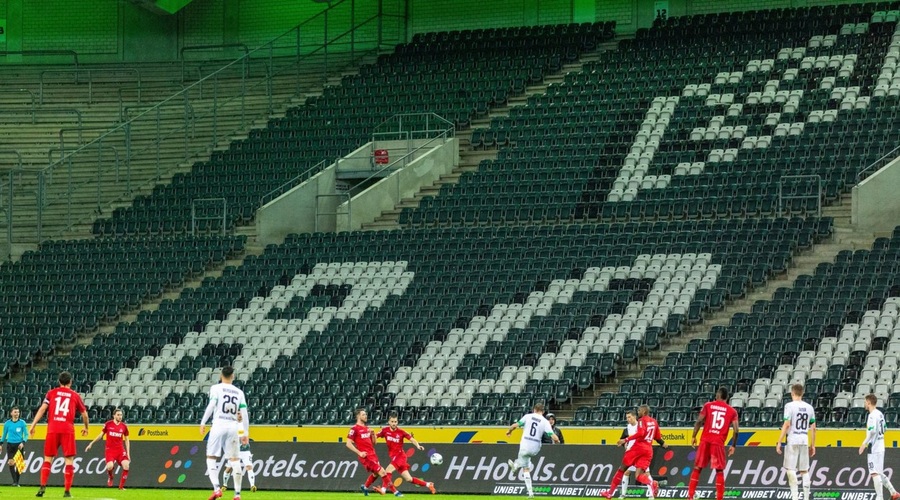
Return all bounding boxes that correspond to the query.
[0,486,575,499]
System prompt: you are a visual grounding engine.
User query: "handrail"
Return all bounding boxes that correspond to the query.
[0,89,37,123]
[315,193,352,232]
[0,108,82,141]
[259,159,329,207]
[39,68,141,105]
[0,50,79,68]
[118,82,189,117]
[57,126,121,158]
[857,144,900,183]
[0,150,24,262]
[181,43,250,82]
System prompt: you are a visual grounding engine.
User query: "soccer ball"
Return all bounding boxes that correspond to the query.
[430,453,443,466]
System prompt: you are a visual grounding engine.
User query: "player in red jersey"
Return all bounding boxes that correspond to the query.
[29,371,89,498]
[377,412,437,496]
[85,408,131,489]
[346,408,391,496]
[688,387,740,500]
[602,405,661,499]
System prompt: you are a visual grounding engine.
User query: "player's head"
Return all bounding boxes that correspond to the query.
[355,407,367,424]
[625,410,637,425]
[9,407,18,420]
[58,371,72,387]
[389,411,399,430]
[638,404,650,417]
[532,402,545,415]
[715,387,729,402]
[220,365,235,383]
[790,383,804,400]
[865,393,878,411]
[114,408,124,423]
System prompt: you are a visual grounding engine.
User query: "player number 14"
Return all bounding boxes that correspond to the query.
[53,396,71,417]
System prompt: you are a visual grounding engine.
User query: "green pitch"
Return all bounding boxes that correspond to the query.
[0,486,574,499]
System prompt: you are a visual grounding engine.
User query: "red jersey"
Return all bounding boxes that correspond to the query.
[348,424,376,456]
[625,415,661,446]
[377,426,413,459]
[43,387,86,434]
[102,420,129,452]
[699,401,738,445]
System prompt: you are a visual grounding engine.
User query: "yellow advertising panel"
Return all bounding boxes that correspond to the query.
[30,425,876,447]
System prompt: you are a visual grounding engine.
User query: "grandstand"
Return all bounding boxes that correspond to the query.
[2,0,900,446]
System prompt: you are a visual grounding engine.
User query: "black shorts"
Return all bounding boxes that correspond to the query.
[6,443,22,460]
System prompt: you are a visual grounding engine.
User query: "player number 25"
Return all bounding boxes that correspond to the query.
[221,394,239,415]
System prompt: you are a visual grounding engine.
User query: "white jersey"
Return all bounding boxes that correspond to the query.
[202,383,250,434]
[783,400,816,445]
[625,423,638,451]
[517,413,553,449]
[865,409,887,454]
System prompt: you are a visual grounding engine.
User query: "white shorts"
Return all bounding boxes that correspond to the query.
[514,443,542,470]
[207,424,240,459]
[239,450,253,468]
[868,451,885,475]
[783,444,809,472]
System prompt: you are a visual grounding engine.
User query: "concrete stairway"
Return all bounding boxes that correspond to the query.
[0,53,373,252]
[359,42,618,231]
[556,194,879,422]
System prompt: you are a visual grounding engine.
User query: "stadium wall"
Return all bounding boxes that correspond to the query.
[0,0,403,63]
[7,441,893,495]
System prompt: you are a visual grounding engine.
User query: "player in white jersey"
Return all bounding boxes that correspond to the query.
[776,383,816,500]
[620,410,651,499]
[859,394,900,500]
[200,366,250,500]
[506,403,559,499]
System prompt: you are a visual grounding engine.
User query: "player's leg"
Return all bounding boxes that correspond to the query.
[621,468,633,498]
[400,465,435,493]
[603,464,629,498]
[119,458,130,489]
[520,455,536,499]
[225,434,243,498]
[688,442,710,500]
[206,427,226,498]
[633,451,659,499]
[6,443,15,484]
[797,445,811,500]
[61,433,78,496]
[784,445,800,500]
[105,460,115,487]
[709,442,727,500]
[222,465,233,488]
[244,465,256,491]
[37,432,61,496]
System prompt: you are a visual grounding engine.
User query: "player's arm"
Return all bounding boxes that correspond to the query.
[85,429,106,451]
[619,421,646,445]
[238,403,250,442]
[346,440,366,458]
[776,411,791,455]
[728,415,740,456]
[653,425,666,448]
[506,419,524,437]
[79,406,90,436]
[20,421,27,443]
[691,407,706,448]
[28,402,49,437]
[124,434,131,458]
[1,421,8,444]
[808,418,816,457]
[408,435,425,451]
[199,393,216,434]
[859,417,874,455]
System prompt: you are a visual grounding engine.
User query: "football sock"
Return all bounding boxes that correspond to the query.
[608,468,625,493]
[688,469,701,499]
[40,461,51,487]
[223,469,232,486]
[802,472,811,500]
[246,467,256,488]
[715,470,725,500]
[787,470,799,500]
[120,470,129,489]
[206,458,221,490]
[364,473,377,488]
[383,473,397,493]
[63,464,74,491]
[884,474,898,495]
[523,470,533,496]
[108,470,114,483]
[412,477,428,487]
[636,473,652,485]
[621,475,630,496]
[874,475,885,500]
[229,460,242,495]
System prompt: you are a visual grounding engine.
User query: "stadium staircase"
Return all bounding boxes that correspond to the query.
[359,38,622,231]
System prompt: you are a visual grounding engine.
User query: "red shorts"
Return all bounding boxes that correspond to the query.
[44,432,76,458]
[359,455,382,474]
[390,454,410,473]
[105,449,129,465]
[622,444,653,470]
[694,440,726,470]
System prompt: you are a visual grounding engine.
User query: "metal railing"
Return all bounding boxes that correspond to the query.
[0,150,24,262]
[39,68,141,105]
[3,0,402,244]
[259,159,329,207]
[857,144,900,183]
[778,175,822,218]
[0,89,37,123]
